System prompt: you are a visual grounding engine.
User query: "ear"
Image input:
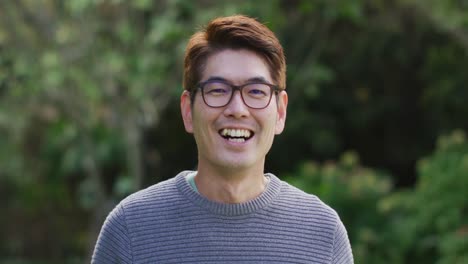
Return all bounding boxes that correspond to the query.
[180,90,194,133]
[275,90,288,135]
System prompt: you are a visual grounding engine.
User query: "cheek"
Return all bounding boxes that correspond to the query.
[259,112,279,135]
[192,109,217,139]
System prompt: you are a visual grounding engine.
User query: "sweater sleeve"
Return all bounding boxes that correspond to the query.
[91,204,133,264]
[332,218,354,264]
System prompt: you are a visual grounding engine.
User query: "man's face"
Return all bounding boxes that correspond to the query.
[181,49,288,173]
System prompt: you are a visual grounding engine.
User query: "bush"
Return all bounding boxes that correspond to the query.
[285,130,468,263]
[387,130,468,264]
[284,151,394,263]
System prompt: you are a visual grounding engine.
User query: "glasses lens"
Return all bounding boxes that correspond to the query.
[202,82,232,107]
[242,83,272,108]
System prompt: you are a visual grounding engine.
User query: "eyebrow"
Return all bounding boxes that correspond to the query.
[204,76,270,84]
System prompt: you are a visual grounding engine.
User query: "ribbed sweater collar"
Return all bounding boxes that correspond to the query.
[176,170,282,216]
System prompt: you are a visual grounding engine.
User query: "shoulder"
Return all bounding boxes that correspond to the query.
[273,176,341,224]
[106,171,191,223]
[119,171,192,212]
[279,179,338,213]
[267,175,353,261]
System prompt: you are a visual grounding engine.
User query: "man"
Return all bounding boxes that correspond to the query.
[92,15,353,264]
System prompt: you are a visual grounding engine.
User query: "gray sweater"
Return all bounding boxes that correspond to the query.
[92,171,353,263]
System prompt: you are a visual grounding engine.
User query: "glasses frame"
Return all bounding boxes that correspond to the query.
[197,80,282,109]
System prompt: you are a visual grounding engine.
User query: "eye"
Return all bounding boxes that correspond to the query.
[207,88,228,95]
[245,84,269,98]
[204,82,231,96]
[249,89,267,95]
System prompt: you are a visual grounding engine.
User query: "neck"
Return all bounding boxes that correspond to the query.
[195,165,268,204]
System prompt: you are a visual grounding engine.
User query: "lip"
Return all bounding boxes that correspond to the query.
[219,125,255,131]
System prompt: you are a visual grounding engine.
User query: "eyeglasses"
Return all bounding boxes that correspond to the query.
[197,80,281,109]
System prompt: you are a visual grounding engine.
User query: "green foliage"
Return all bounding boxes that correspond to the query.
[1,0,284,261]
[284,152,395,263]
[269,0,468,183]
[1,0,468,262]
[285,130,468,263]
[390,130,468,263]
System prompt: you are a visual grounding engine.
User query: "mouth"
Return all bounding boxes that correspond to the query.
[219,128,254,143]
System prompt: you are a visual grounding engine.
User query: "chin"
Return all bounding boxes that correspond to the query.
[217,157,259,171]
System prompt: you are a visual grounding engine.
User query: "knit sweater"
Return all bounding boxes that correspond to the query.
[92,171,353,263]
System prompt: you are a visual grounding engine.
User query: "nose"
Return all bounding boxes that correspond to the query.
[224,90,250,118]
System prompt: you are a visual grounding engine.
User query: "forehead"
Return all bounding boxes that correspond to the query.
[201,49,272,84]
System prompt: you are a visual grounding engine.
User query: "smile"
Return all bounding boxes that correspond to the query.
[219,128,254,143]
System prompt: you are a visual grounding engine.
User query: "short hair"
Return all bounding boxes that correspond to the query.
[183,15,286,100]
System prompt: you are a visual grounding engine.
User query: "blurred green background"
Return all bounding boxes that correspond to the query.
[1,0,467,263]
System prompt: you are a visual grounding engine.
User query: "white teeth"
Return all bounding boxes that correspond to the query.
[229,138,245,143]
[220,128,252,139]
